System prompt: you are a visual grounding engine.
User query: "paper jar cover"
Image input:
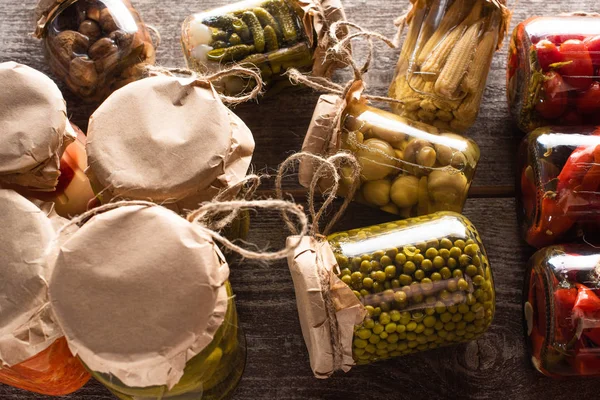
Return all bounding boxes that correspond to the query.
[49,204,230,389]
[0,62,75,191]
[86,75,255,213]
[287,236,366,378]
[0,189,64,367]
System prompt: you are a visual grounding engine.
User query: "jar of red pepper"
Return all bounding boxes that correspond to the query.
[508,15,600,132]
[517,126,600,248]
[525,244,600,377]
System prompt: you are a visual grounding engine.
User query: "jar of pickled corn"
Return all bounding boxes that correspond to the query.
[517,126,600,248]
[49,204,246,399]
[34,0,156,102]
[508,15,600,132]
[300,91,480,218]
[0,189,90,395]
[388,0,508,132]
[524,244,600,377]
[288,211,494,377]
[181,0,347,94]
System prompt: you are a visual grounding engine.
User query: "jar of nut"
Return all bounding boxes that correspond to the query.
[34,0,156,102]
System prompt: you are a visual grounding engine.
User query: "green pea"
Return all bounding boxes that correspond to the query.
[354,338,368,348]
[449,247,462,259]
[472,255,482,267]
[391,279,401,288]
[361,254,372,262]
[354,348,365,356]
[415,323,425,334]
[386,248,399,259]
[387,333,399,344]
[360,289,370,297]
[385,265,397,278]
[411,312,425,322]
[379,312,391,325]
[473,275,484,286]
[373,324,384,334]
[421,278,434,292]
[397,342,408,351]
[372,282,382,292]
[453,269,463,279]
[363,277,374,289]
[375,271,386,282]
[371,260,381,271]
[424,328,435,336]
[431,272,442,281]
[451,313,463,322]
[447,258,458,269]
[457,279,469,291]
[414,270,425,281]
[438,329,448,338]
[395,253,407,265]
[465,265,478,277]
[364,319,375,329]
[444,322,456,331]
[403,261,416,275]
[380,255,393,267]
[433,256,445,269]
[440,238,453,249]
[400,312,411,325]
[423,316,437,328]
[413,254,425,264]
[369,335,380,344]
[357,329,371,340]
[435,302,447,314]
[439,248,450,259]
[454,239,466,249]
[447,280,458,292]
[342,275,352,285]
[440,312,452,323]
[456,321,467,331]
[458,303,470,314]
[386,323,397,333]
[394,291,407,303]
[465,244,479,256]
[406,321,417,331]
[448,305,458,314]
[340,268,351,276]
[425,248,438,259]
[372,250,385,260]
[434,321,444,330]
[380,302,391,312]
[413,294,424,303]
[396,324,406,333]
[472,303,483,313]
[351,271,363,282]
[408,341,419,349]
[360,260,372,273]
[439,290,451,301]
[425,307,436,315]
[406,332,417,341]
[353,290,361,298]
[379,332,389,340]
[459,254,471,267]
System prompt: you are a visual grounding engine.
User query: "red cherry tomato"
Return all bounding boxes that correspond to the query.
[559,40,594,91]
[584,35,600,66]
[547,34,586,45]
[577,82,600,114]
[535,71,568,119]
[535,39,564,72]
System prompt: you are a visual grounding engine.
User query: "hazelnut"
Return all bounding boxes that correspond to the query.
[88,37,118,60]
[79,20,102,42]
[50,30,90,67]
[69,56,98,88]
[86,4,101,22]
[109,30,134,50]
[99,8,119,32]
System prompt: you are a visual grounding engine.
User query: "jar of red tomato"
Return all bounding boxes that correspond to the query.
[525,244,600,377]
[508,15,600,132]
[517,126,600,248]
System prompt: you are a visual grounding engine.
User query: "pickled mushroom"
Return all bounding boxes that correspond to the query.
[356,138,397,181]
[428,169,468,206]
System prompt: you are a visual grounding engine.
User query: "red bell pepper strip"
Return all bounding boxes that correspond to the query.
[555,287,579,342]
[525,195,574,248]
[572,284,600,346]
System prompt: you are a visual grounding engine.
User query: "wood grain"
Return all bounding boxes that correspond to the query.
[2,0,600,399]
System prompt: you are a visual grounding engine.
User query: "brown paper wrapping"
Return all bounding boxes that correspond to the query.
[287,236,366,378]
[86,75,255,213]
[299,0,349,78]
[0,62,75,191]
[0,190,64,367]
[49,204,229,389]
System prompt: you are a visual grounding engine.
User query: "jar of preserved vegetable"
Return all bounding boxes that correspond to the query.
[517,126,600,248]
[524,244,600,377]
[34,0,156,102]
[0,189,90,395]
[288,211,494,377]
[508,15,600,132]
[181,0,347,94]
[300,86,480,218]
[49,203,246,399]
[0,62,95,217]
[388,0,509,132]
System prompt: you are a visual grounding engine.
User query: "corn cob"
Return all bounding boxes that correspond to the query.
[434,20,483,98]
[419,25,466,81]
[450,118,472,132]
[420,98,438,112]
[432,119,452,131]
[414,0,452,56]
[453,88,485,124]
[417,108,436,122]
[396,0,429,72]
[416,0,476,65]
[433,96,462,111]
[461,29,497,94]
[436,109,454,121]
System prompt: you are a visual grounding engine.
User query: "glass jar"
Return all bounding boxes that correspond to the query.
[328,211,494,363]
[517,126,600,248]
[181,0,344,94]
[310,101,480,217]
[0,338,90,396]
[524,244,600,377]
[93,283,245,400]
[35,0,156,102]
[388,0,504,132]
[508,16,600,133]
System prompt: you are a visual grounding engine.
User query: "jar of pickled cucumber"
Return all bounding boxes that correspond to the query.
[517,126,600,248]
[388,0,508,132]
[300,92,480,218]
[181,0,347,94]
[524,244,600,377]
[49,204,246,399]
[34,0,156,102]
[0,189,90,395]
[508,15,600,132]
[288,211,494,377]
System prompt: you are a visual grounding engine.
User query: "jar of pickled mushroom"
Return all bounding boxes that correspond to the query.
[181,0,347,94]
[300,87,480,218]
[49,203,246,399]
[517,126,600,248]
[0,62,94,217]
[288,211,494,377]
[34,0,156,102]
[85,74,255,237]
[388,0,509,132]
[524,244,600,377]
[0,189,90,395]
[508,15,600,132]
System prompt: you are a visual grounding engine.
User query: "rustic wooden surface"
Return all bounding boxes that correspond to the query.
[2,0,600,399]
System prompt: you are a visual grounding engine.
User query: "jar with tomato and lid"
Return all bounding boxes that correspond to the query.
[524,244,600,377]
[517,126,600,248]
[508,15,600,132]
[0,189,90,395]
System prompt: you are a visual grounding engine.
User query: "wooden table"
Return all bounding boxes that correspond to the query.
[2,0,600,398]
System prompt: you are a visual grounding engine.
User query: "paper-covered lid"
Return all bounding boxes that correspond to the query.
[287,236,366,378]
[0,62,75,191]
[0,189,63,367]
[49,204,230,389]
[87,75,255,212]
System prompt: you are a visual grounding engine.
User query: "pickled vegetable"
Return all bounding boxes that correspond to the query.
[517,126,600,248]
[328,212,494,362]
[524,244,600,377]
[508,16,600,132]
[389,0,505,132]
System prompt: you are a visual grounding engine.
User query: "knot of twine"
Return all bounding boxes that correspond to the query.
[57,197,308,262]
[146,65,264,106]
